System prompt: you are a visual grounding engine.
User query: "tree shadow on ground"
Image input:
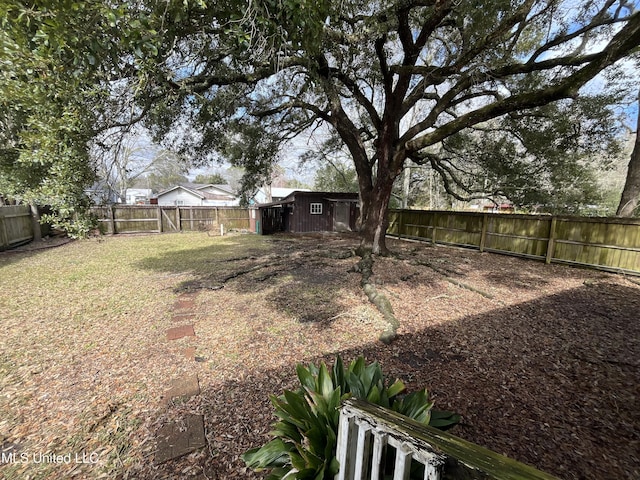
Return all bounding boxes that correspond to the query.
[0,238,75,269]
[139,281,640,480]
[137,232,384,325]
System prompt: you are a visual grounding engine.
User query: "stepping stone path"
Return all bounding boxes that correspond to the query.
[155,292,207,464]
[166,324,196,341]
[155,414,206,464]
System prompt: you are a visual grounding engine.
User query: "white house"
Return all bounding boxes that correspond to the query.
[251,186,310,204]
[155,184,240,206]
[125,188,153,205]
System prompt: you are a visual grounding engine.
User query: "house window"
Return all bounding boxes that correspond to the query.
[176,200,184,206]
[310,203,323,215]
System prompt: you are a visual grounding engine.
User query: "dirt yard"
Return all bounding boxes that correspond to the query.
[1,232,638,479]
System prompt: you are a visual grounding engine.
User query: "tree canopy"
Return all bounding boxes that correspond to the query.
[1,0,639,244]
[138,0,639,252]
[194,173,228,185]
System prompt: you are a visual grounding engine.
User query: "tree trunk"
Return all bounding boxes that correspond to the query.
[30,204,41,242]
[359,177,395,255]
[617,91,640,217]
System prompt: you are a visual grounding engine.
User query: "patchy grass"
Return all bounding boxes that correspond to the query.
[0,232,271,479]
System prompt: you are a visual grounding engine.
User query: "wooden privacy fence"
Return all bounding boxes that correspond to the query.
[0,205,34,250]
[388,209,640,276]
[91,205,250,235]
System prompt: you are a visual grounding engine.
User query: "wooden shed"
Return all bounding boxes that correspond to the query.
[257,191,359,234]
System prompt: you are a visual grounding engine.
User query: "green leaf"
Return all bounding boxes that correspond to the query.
[366,384,381,404]
[348,356,365,377]
[297,363,315,391]
[316,362,333,397]
[386,379,406,399]
[106,11,116,26]
[346,371,365,398]
[395,389,433,423]
[429,410,461,430]
[242,439,293,469]
[265,467,294,480]
[332,355,345,393]
[271,420,303,443]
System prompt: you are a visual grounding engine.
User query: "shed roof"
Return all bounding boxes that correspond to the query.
[257,191,359,208]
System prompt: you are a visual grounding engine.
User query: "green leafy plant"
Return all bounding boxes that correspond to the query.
[242,356,459,479]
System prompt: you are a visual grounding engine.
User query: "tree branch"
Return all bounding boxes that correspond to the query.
[405,12,640,152]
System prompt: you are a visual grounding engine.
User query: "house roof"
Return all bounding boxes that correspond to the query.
[126,188,153,195]
[155,185,204,199]
[258,191,359,208]
[155,184,236,200]
[182,183,236,195]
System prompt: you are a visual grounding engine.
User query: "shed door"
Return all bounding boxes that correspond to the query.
[334,202,351,232]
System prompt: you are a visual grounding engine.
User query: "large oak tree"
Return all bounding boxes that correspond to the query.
[141,0,640,253]
[617,87,640,216]
[2,1,639,244]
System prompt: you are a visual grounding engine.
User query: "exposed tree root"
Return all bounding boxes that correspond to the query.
[413,260,495,299]
[219,264,271,283]
[357,252,400,344]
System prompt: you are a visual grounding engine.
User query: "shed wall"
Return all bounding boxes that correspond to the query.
[290,194,332,232]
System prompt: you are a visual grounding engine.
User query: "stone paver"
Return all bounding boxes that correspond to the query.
[166,324,195,340]
[155,414,206,464]
[174,293,198,310]
[171,312,197,322]
[163,374,200,404]
[153,293,206,467]
[184,347,196,360]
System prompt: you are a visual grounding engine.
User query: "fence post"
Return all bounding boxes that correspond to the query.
[0,209,8,249]
[431,212,439,245]
[30,204,41,242]
[176,207,182,231]
[157,206,163,233]
[545,216,557,264]
[109,205,116,234]
[479,213,488,252]
[398,211,403,239]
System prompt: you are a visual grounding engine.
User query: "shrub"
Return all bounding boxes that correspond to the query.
[242,355,459,479]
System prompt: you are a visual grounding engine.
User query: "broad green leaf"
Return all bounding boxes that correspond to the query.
[297,364,315,391]
[316,362,333,397]
[332,355,345,393]
[429,410,461,430]
[386,379,405,399]
[242,439,293,469]
[348,356,365,376]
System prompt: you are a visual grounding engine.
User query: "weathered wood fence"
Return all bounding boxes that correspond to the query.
[0,205,34,250]
[336,398,557,480]
[91,205,251,235]
[388,209,640,276]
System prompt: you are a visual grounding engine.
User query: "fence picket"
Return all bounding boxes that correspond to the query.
[0,205,34,250]
[91,205,251,235]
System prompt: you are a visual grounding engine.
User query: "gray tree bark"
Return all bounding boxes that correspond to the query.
[616,88,640,217]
